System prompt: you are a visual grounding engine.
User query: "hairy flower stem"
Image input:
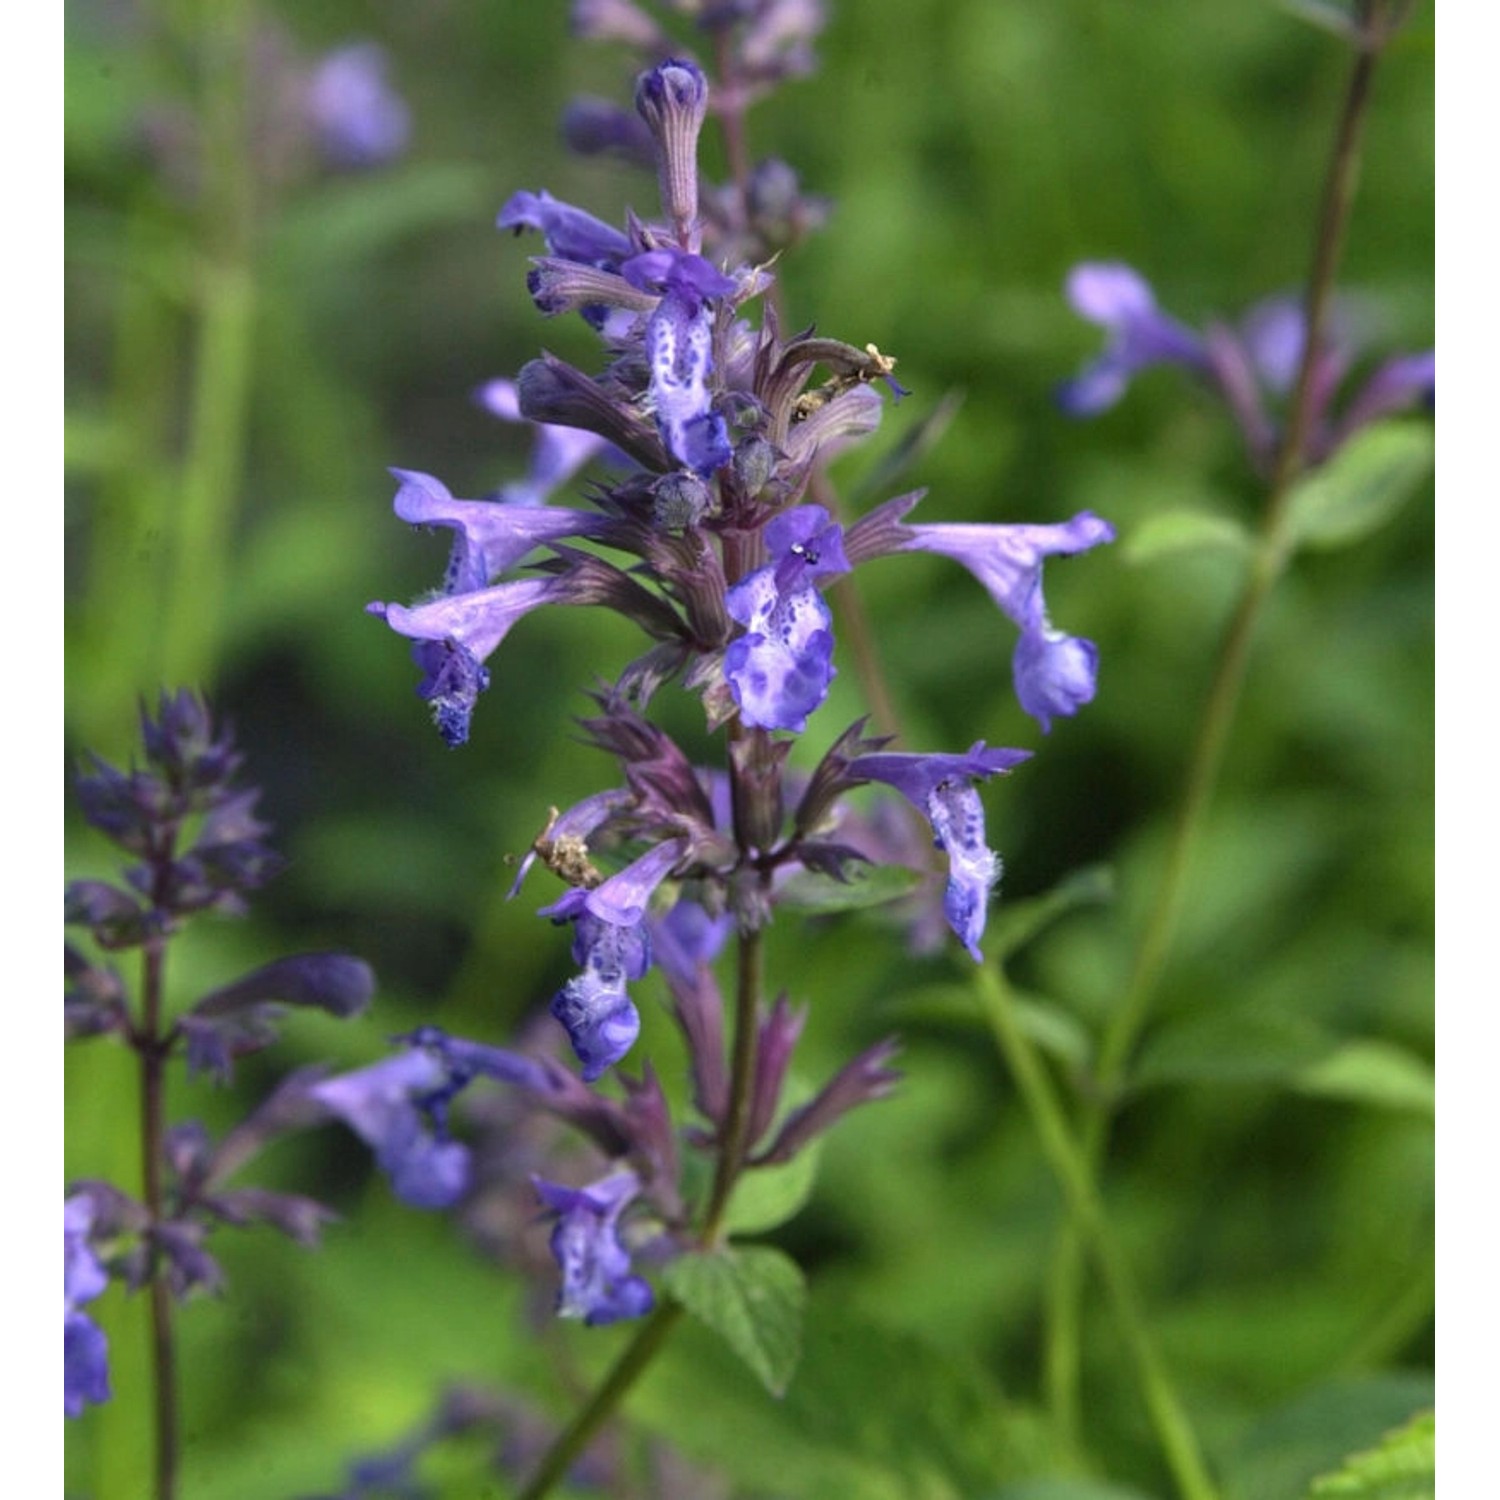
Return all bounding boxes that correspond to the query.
[139,937,179,1500]
[975,966,1220,1500]
[1043,10,1391,1452]
[517,917,767,1499]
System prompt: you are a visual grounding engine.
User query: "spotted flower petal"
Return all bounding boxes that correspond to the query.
[847,743,1029,960]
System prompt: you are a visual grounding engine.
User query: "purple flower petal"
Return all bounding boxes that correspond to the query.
[391,469,610,591]
[64,1196,111,1418]
[724,507,849,732]
[311,1050,471,1210]
[1058,262,1208,415]
[498,189,633,268]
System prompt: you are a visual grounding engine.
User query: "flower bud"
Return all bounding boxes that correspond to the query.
[634,59,709,246]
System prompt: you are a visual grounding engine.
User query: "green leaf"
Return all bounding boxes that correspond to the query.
[1306,1410,1434,1500]
[633,1293,1058,1498]
[1285,422,1434,552]
[1293,1041,1435,1118]
[1124,508,1253,565]
[774,862,921,914]
[725,1143,823,1236]
[988,865,1115,960]
[1130,1007,1335,1093]
[1222,1374,1434,1500]
[663,1245,807,1397]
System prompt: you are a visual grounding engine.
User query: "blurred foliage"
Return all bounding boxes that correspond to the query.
[65,0,1432,1496]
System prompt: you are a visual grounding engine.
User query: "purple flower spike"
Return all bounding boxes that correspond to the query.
[311,1049,473,1209]
[532,1171,655,1326]
[1058,262,1208,415]
[891,510,1115,731]
[848,743,1030,960]
[725,506,850,732]
[65,1196,111,1417]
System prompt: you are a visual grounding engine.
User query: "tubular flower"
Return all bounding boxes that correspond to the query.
[541,839,686,1080]
[847,743,1030,960]
[848,497,1114,732]
[1056,261,1209,415]
[311,1033,554,1209]
[725,506,851,732]
[532,1170,654,1326]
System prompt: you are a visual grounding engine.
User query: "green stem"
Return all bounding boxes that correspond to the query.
[976,967,1219,1500]
[512,1301,685,1500]
[1045,16,1389,1444]
[159,0,257,690]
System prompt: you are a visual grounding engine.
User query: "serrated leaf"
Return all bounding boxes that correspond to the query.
[663,1245,807,1397]
[1306,1410,1434,1500]
[775,862,921,914]
[725,1143,822,1235]
[988,865,1114,960]
[1286,422,1434,551]
[1293,1041,1434,1118]
[1124,508,1252,565]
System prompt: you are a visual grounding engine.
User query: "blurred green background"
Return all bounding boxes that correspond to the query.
[65,1,1433,1497]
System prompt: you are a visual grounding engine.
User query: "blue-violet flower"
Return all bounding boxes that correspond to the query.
[532,1171,654,1326]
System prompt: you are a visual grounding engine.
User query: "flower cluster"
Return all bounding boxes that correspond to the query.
[341,16,1113,1338]
[64,692,375,1417]
[1058,261,1434,473]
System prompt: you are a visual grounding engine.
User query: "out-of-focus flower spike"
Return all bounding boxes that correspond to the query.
[64,1196,111,1418]
[305,42,411,170]
[570,0,670,49]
